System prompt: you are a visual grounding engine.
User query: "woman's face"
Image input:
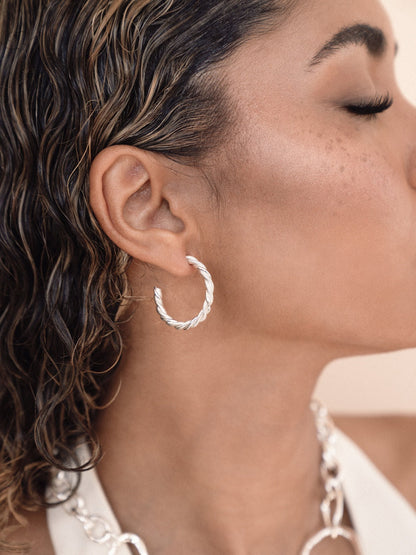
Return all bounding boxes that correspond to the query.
[198,0,416,354]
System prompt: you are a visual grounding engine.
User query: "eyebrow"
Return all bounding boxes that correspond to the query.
[308,23,394,68]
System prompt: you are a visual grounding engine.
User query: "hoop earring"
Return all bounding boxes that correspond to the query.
[153,255,214,331]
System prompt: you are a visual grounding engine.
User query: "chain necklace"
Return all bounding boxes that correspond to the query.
[49,399,362,554]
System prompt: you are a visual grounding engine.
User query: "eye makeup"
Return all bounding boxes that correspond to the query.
[344,92,393,117]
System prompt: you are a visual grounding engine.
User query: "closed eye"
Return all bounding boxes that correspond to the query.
[345,93,393,118]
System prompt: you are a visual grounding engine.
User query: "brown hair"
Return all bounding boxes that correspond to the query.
[0,0,294,549]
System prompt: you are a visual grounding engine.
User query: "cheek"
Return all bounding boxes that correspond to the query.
[215,126,416,351]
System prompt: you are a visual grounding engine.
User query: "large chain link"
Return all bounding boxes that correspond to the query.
[301,400,363,554]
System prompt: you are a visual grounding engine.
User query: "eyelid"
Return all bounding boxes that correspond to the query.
[344,92,393,117]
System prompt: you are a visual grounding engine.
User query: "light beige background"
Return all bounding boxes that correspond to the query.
[314,0,416,414]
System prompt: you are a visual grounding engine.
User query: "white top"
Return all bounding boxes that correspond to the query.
[46,427,416,554]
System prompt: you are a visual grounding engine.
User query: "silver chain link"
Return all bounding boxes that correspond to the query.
[49,470,149,554]
[301,399,363,554]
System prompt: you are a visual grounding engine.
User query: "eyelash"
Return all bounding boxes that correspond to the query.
[344,93,394,119]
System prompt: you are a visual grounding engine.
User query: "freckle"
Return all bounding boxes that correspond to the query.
[325,139,334,152]
[339,165,345,173]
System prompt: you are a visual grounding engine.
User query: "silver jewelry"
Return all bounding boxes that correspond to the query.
[153,255,214,330]
[49,470,149,554]
[49,399,362,554]
[302,400,362,554]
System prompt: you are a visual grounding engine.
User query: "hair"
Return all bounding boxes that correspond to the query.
[0,0,295,549]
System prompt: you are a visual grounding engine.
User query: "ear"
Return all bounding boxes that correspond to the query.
[89,145,194,277]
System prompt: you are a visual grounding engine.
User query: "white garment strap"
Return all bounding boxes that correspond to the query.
[335,428,416,555]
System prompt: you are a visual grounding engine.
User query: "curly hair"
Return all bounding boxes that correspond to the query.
[0,0,295,549]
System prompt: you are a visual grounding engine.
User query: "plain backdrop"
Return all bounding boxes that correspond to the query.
[314,0,416,414]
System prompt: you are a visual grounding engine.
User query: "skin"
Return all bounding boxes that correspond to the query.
[90,0,416,553]
[9,0,416,553]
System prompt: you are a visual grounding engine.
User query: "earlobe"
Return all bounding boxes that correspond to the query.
[89,145,193,277]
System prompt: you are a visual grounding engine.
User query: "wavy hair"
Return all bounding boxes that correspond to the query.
[0,0,294,549]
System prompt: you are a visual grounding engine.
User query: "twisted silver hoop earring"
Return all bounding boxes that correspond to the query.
[153,255,214,330]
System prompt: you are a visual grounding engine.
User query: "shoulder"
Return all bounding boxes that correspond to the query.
[333,414,416,510]
[0,508,54,555]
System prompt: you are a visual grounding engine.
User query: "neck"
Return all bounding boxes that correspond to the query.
[95,309,342,554]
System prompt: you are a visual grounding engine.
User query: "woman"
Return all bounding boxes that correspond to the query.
[1,0,416,553]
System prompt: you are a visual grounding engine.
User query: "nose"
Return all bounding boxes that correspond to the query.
[401,97,416,190]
